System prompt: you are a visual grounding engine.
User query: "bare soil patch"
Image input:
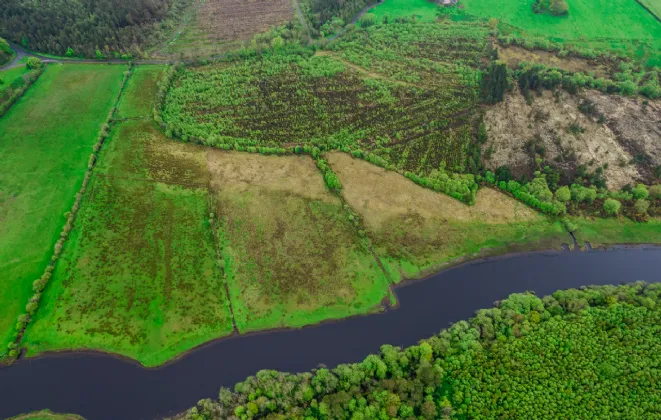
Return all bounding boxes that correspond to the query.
[483,89,643,189]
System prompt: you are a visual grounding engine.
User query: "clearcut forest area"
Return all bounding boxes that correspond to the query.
[2,0,661,417]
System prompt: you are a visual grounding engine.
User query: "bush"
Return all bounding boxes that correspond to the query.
[603,198,621,215]
[632,184,649,200]
[554,186,571,202]
[634,199,650,215]
[26,57,43,70]
[650,185,661,199]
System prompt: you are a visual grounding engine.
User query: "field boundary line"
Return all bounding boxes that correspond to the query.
[2,64,134,364]
[319,154,396,305]
[206,191,239,333]
[633,0,661,24]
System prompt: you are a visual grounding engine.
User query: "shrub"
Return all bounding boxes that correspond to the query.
[634,199,650,215]
[603,198,621,215]
[554,186,571,202]
[631,184,649,200]
[26,57,43,70]
[650,185,661,199]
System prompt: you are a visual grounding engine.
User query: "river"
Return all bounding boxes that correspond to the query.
[1,247,659,420]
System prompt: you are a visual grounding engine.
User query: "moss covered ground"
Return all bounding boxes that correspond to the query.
[0,63,124,354]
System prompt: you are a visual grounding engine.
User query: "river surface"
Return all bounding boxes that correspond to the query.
[1,247,660,420]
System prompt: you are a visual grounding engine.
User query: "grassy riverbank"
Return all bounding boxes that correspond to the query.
[572,217,661,247]
[7,410,84,420]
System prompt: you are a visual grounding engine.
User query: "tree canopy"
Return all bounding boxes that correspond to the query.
[176,282,661,420]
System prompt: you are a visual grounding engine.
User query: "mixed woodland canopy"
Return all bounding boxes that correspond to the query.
[0,0,189,57]
[179,282,661,420]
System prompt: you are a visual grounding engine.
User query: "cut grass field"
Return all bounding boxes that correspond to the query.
[327,152,569,281]
[23,67,234,367]
[0,63,124,354]
[370,0,440,22]
[208,152,392,332]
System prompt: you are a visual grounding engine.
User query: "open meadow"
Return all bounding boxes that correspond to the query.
[0,63,124,353]
[23,67,234,367]
[208,152,392,332]
[327,152,568,281]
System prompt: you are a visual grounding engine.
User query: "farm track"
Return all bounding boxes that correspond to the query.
[291,0,313,45]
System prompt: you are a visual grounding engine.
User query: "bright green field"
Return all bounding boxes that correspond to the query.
[461,0,661,61]
[371,0,440,22]
[638,0,661,20]
[0,64,124,354]
[23,67,235,367]
[571,217,661,247]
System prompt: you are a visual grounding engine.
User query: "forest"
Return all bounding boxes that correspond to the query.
[177,282,661,419]
[0,0,190,57]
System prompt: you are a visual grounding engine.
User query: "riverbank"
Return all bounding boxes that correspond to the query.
[1,247,660,420]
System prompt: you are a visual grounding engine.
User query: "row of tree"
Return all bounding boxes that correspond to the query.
[0,36,12,65]
[176,282,661,419]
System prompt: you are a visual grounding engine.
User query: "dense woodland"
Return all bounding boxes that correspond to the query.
[177,282,661,419]
[0,37,13,65]
[301,0,372,35]
[0,0,190,57]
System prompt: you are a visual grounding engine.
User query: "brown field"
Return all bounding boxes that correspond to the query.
[483,89,649,189]
[158,0,294,57]
[327,152,567,281]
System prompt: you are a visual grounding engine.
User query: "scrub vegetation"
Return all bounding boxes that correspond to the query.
[327,152,567,281]
[177,282,661,420]
[0,64,124,358]
[209,152,391,332]
[7,410,84,420]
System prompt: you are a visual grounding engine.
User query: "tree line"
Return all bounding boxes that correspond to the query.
[175,281,661,419]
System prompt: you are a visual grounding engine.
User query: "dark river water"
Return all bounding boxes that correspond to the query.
[1,247,660,420]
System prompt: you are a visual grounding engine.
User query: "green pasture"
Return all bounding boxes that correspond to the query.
[371,0,440,22]
[23,68,234,367]
[0,63,124,354]
[571,217,661,247]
